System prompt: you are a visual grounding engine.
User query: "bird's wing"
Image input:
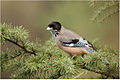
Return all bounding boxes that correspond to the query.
[61,38,86,47]
[59,28,97,51]
[60,37,97,53]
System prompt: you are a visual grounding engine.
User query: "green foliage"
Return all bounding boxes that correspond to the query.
[89,0,119,22]
[0,24,119,79]
[7,39,75,79]
[0,24,28,44]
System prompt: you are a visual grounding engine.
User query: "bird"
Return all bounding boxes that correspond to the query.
[46,21,109,65]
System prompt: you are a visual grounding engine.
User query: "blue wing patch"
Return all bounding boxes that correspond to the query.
[74,42,86,47]
[61,41,86,47]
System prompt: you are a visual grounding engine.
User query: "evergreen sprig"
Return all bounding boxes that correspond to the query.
[89,1,119,22]
[0,24,119,79]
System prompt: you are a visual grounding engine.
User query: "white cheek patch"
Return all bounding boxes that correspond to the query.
[46,27,52,30]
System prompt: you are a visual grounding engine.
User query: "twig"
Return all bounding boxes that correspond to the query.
[10,52,22,59]
[73,70,87,79]
[82,66,116,78]
[4,37,36,56]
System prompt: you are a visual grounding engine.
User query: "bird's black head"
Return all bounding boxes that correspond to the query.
[47,21,61,31]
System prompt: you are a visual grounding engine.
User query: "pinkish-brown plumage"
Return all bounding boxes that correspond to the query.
[55,30,89,56]
[46,21,110,65]
[47,21,97,56]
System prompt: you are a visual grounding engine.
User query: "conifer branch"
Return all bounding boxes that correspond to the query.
[4,37,36,56]
[1,24,118,79]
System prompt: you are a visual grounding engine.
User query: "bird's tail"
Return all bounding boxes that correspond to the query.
[84,48,110,65]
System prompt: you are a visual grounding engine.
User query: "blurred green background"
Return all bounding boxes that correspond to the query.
[1,1,119,78]
[1,1,118,48]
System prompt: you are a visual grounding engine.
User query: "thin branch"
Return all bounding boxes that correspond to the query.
[10,53,21,59]
[82,66,117,79]
[4,37,36,56]
[73,70,86,79]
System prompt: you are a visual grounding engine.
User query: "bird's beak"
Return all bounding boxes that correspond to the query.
[46,27,52,30]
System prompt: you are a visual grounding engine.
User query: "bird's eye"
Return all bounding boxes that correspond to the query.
[49,24,55,28]
[50,26,52,28]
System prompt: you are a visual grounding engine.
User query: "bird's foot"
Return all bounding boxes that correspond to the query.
[72,55,77,60]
